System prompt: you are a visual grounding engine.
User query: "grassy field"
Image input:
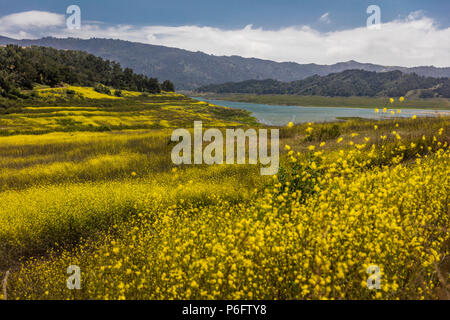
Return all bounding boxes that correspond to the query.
[0,88,449,300]
[0,88,257,136]
[191,93,450,110]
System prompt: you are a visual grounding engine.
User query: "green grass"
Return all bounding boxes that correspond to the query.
[1,111,447,271]
[0,87,449,300]
[0,88,265,269]
[0,92,257,136]
[1,115,448,300]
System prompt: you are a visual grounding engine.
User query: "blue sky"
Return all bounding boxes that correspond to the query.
[2,0,449,30]
[0,1,449,67]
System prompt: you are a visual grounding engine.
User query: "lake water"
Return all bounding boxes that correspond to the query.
[192,97,450,126]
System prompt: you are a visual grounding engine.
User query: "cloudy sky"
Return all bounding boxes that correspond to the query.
[0,0,449,67]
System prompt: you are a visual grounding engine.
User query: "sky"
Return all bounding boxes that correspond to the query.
[0,0,449,67]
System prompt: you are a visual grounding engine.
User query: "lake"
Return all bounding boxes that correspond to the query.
[192,97,450,126]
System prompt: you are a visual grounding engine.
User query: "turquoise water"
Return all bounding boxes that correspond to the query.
[193,97,450,126]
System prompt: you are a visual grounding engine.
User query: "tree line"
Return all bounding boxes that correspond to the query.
[196,69,450,98]
[0,45,175,99]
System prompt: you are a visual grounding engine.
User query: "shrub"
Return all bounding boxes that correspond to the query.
[94,84,111,95]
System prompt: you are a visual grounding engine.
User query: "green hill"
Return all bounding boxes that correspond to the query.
[1,36,450,90]
[196,69,450,98]
[0,45,174,100]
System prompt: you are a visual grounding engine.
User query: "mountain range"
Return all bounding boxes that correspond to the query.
[1,35,450,90]
[196,70,450,98]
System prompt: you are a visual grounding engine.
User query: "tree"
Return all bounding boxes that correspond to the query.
[0,45,164,94]
[146,78,161,94]
[161,80,175,92]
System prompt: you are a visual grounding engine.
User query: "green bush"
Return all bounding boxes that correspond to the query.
[94,84,111,95]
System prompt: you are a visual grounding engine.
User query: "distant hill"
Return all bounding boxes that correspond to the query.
[0,45,163,99]
[196,70,450,98]
[1,36,450,90]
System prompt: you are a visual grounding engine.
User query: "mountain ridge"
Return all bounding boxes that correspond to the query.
[1,35,450,90]
[195,69,450,98]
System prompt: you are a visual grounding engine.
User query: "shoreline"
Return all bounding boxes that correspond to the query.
[192,96,450,126]
[189,93,450,110]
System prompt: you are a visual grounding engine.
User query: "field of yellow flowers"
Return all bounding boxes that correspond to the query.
[0,89,257,136]
[0,91,449,300]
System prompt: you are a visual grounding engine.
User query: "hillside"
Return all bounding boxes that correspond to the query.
[0,45,169,99]
[1,36,450,90]
[196,69,450,98]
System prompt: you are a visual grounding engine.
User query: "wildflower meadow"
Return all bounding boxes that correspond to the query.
[0,91,449,300]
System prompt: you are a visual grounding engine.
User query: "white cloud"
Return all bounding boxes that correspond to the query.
[407,10,425,21]
[0,10,449,67]
[0,11,64,38]
[319,12,331,24]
